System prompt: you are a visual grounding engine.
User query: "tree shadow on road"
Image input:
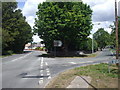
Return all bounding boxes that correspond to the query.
[18,72,49,79]
[36,54,87,58]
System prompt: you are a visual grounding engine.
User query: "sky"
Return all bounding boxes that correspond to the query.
[17,0,120,42]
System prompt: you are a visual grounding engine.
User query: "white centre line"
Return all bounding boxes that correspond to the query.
[47,70,50,73]
[46,68,49,71]
[41,74,43,76]
[38,57,44,85]
[45,62,48,66]
[40,70,43,73]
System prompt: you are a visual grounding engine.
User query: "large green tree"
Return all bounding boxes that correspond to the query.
[93,28,111,51]
[34,2,92,52]
[2,2,33,54]
[79,38,98,52]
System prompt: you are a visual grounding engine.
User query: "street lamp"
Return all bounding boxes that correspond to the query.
[92,23,100,53]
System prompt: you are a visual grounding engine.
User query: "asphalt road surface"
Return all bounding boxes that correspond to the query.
[1,49,115,88]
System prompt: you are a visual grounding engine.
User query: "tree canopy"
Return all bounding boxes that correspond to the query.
[34,2,92,52]
[93,28,111,50]
[2,2,33,55]
[110,17,120,47]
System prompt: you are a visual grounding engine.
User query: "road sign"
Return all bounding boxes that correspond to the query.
[54,40,62,47]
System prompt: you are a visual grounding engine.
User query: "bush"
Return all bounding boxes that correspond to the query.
[2,50,13,55]
[35,47,46,50]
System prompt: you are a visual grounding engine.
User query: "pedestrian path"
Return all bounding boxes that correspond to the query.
[67,76,92,88]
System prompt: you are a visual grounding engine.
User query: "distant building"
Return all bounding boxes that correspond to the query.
[24,43,31,49]
[24,42,45,50]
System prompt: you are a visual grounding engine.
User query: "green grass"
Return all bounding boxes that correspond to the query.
[75,63,118,78]
[46,63,118,88]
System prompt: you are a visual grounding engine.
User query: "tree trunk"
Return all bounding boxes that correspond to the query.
[63,39,69,56]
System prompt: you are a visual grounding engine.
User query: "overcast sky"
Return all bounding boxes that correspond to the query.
[17,0,120,42]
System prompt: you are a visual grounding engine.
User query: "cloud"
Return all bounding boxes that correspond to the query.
[20,0,119,42]
[22,0,46,28]
[83,0,106,7]
[118,1,120,16]
[26,16,35,28]
[83,0,116,34]
[32,35,43,42]
[92,0,115,22]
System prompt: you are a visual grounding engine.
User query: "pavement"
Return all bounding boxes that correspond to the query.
[1,48,115,88]
[67,76,92,88]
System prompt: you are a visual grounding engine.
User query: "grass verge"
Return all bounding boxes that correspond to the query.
[46,63,118,88]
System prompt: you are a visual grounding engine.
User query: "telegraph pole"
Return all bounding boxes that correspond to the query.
[115,0,119,59]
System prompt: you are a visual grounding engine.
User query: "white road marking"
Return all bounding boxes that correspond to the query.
[46,68,49,71]
[41,74,43,76]
[41,57,43,63]
[79,62,85,64]
[47,70,50,73]
[40,78,43,80]
[69,62,77,64]
[68,61,94,65]
[38,80,43,84]
[47,73,50,76]
[48,76,51,79]
[41,64,43,68]
[85,61,94,63]
[45,62,48,66]
[45,61,52,80]
[40,70,43,73]
[12,52,32,62]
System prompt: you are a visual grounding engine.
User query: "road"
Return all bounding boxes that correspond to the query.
[1,49,115,88]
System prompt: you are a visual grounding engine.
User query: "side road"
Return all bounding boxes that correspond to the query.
[2,49,115,88]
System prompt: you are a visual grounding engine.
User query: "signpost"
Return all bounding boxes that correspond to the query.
[53,40,62,57]
[108,59,119,73]
[54,40,62,47]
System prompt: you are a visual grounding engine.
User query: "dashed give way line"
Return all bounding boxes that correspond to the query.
[38,57,51,85]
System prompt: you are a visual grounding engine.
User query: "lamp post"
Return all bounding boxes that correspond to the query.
[115,0,119,59]
[92,33,94,54]
[92,23,100,53]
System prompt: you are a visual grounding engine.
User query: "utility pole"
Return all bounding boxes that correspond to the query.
[115,0,119,59]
